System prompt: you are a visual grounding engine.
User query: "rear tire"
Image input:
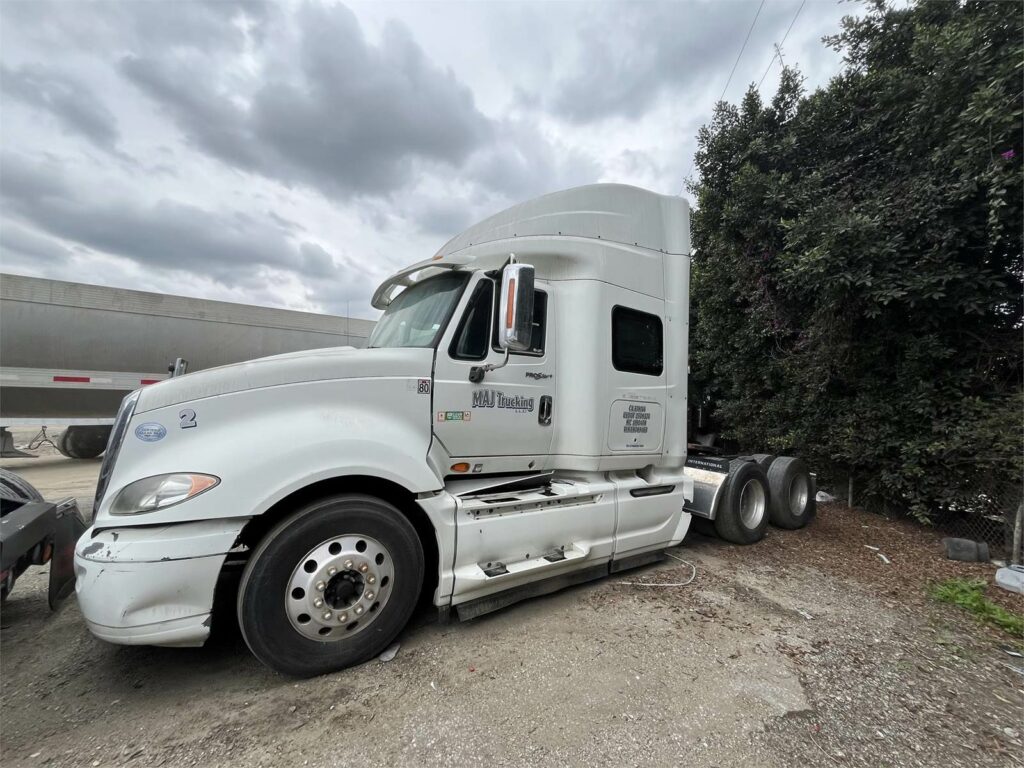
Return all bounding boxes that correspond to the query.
[766,456,815,529]
[238,494,423,677]
[747,453,776,473]
[0,468,43,503]
[56,426,111,459]
[713,459,770,545]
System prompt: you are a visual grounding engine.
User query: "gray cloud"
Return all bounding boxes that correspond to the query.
[0,0,269,58]
[0,221,73,267]
[120,2,491,199]
[299,242,337,280]
[0,153,311,282]
[546,1,800,123]
[1,63,120,151]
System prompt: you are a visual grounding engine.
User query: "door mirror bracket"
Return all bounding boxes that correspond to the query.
[469,349,508,382]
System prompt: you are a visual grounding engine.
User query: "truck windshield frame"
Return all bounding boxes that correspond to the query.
[368,271,470,350]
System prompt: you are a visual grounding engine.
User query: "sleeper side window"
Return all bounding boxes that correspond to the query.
[612,306,663,376]
[449,280,494,360]
[492,290,547,356]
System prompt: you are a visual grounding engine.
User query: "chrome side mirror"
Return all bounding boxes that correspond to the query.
[497,263,535,351]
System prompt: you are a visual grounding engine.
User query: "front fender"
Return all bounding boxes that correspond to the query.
[92,377,438,528]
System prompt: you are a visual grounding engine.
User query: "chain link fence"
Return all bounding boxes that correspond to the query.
[820,468,1023,564]
[933,477,1023,564]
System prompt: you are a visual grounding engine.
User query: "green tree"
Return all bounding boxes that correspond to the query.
[689,0,1022,521]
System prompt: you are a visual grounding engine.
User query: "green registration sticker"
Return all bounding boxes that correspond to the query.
[437,411,472,422]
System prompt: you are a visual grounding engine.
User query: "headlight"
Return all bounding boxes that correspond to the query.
[109,473,219,516]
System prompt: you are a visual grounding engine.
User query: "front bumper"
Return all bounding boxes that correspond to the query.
[74,518,247,648]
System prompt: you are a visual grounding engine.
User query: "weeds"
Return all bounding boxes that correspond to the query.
[931,578,1024,637]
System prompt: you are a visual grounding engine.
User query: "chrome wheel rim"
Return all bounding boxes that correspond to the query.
[739,479,766,529]
[788,475,809,516]
[285,534,394,642]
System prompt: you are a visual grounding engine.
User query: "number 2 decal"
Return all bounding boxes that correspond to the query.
[179,408,197,429]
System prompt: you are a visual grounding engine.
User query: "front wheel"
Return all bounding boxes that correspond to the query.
[237,494,424,677]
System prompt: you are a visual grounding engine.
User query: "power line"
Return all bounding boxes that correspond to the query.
[757,0,806,89]
[717,0,767,105]
[679,0,766,195]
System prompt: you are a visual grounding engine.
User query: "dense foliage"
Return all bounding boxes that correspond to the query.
[689,0,1022,521]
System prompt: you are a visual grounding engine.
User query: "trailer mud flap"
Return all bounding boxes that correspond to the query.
[48,498,86,609]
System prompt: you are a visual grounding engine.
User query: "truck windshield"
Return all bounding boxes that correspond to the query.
[368,271,469,349]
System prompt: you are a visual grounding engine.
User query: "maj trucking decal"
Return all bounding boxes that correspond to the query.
[472,389,535,413]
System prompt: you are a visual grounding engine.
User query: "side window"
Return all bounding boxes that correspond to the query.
[449,280,494,360]
[493,290,547,356]
[612,306,663,376]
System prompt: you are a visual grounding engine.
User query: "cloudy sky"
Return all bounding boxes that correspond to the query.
[0,0,855,319]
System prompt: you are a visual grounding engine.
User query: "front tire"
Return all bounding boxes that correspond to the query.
[237,494,423,677]
[714,459,771,545]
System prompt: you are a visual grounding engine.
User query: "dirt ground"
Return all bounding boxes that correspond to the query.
[1,433,1022,768]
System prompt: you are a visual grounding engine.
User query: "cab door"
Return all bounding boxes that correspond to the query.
[433,273,555,468]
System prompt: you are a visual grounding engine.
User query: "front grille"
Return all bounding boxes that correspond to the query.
[93,389,141,515]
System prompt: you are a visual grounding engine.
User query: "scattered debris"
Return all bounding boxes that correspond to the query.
[815,491,836,503]
[796,609,814,620]
[864,545,880,551]
[378,643,400,662]
[941,537,990,563]
[995,565,1024,595]
[877,553,891,564]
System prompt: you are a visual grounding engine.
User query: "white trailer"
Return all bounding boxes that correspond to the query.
[0,274,373,457]
[72,185,815,676]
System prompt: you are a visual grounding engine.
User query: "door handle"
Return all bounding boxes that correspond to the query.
[539,395,552,426]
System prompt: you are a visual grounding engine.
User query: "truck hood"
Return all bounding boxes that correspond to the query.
[135,346,434,414]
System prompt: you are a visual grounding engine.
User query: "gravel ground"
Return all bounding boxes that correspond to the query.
[1,442,1021,768]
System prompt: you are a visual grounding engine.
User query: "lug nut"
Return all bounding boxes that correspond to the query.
[327,566,337,576]
[365,591,374,601]
[323,611,333,620]
[359,564,369,573]
[315,581,326,591]
[344,560,353,569]
[338,613,348,623]
[354,605,364,615]
[313,598,324,608]
[367,575,376,584]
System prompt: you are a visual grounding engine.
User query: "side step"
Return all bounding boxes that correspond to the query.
[455,564,608,621]
[453,549,667,621]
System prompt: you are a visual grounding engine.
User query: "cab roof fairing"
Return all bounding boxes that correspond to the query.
[370,184,691,309]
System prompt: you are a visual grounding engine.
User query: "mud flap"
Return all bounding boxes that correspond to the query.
[48,499,86,609]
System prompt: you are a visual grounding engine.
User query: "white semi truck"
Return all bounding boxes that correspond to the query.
[73,184,814,676]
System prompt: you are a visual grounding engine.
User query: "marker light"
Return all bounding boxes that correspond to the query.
[109,473,219,515]
[505,278,516,329]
